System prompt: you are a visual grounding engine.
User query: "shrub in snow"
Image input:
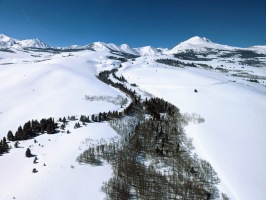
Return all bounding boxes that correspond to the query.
[32,168,38,173]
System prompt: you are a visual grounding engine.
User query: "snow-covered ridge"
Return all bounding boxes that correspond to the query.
[135,46,160,56]
[249,45,266,53]
[0,34,164,56]
[0,34,50,49]
[1,33,265,56]
[88,42,161,56]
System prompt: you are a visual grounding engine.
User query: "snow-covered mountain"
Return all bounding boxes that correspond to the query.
[120,44,139,55]
[0,34,17,47]
[2,33,265,57]
[166,36,236,54]
[135,46,160,56]
[88,41,161,56]
[18,38,50,48]
[0,34,50,49]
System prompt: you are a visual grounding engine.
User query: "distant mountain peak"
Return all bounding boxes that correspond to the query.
[184,36,212,44]
[135,46,160,56]
[166,36,234,54]
[120,44,131,49]
[0,34,50,49]
[19,38,50,48]
[0,34,11,41]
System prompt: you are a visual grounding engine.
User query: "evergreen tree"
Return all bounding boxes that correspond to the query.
[23,121,33,137]
[25,148,32,157]
[7,130,14,141]
[31,120,41,133]
[14,141,19,148]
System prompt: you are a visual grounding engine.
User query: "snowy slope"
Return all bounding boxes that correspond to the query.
[120,58,266,200]
[0,50,126,134]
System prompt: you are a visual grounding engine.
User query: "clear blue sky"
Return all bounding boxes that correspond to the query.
[0,0,265,48]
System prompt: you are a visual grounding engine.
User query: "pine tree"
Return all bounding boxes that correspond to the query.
[25,148,32,157]
[14,141,19,148]
[7,130,14,141]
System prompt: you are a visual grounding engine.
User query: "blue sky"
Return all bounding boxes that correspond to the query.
[0,0,265,48]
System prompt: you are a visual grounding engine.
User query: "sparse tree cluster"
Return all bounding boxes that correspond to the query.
[68,116,76,121]
[107,56,128,63]
[5,118,57,143]
[143,97,178,120]
[74,122,81,129]
[156,58,197,67]
[84,95,127,107]
[112,70,127,83]
[80,115,90,123]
